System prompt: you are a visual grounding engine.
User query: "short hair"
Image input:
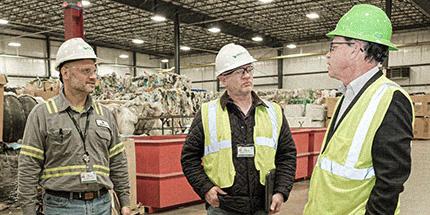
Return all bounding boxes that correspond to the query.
[344,37,389,64]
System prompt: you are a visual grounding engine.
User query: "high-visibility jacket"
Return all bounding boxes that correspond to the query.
[303,75,414,215]
[201,99,283,187]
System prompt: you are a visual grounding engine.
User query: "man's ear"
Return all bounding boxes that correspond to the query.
[61,66,69,81]
[219,75,227,87]
[350,43,362,60]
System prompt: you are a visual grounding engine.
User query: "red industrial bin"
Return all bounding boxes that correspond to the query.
[131,134,201,213]
[291,128,310,179]
[308,128,327,176]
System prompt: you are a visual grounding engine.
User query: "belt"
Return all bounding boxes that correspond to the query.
[45,187,109,201]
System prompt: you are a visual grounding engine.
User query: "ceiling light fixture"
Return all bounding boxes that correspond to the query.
[252,36,263,42]
[119,54,129,59]
[132,39,144,44]
[0,19,8,24]
[306,13,319,19]
[208,27,221,33]
[180,46,191,51]
[259,0,273,3]
[161,59,169,63]
[81,1,90,6]
[151,15,166,22]
[8,42,21,47]
[287,44,297,49]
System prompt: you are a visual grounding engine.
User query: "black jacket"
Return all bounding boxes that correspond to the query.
[325,71,413,215]
[181,91,297,214]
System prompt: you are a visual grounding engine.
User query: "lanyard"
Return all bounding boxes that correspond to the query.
[67,109,91,165]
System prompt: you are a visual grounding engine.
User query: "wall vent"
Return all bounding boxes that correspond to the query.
[386,67,410,80]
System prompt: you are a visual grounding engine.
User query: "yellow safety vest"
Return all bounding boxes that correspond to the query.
[201,99,283,188]
[304,76,414,215]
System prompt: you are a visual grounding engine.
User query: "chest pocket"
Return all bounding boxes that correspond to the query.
[93,128,111,147]
[47,128,72,157]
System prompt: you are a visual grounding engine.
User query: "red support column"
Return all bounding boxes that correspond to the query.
[63,1,84,40]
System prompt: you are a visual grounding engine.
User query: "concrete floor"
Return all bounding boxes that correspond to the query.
[154,140,430,215]
[2,140,429,215]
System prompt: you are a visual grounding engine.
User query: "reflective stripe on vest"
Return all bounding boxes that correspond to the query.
[317,83,398,180]
[204,101,232,156]
[255,101,279,150]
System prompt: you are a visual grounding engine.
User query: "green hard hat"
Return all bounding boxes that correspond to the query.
[326,4,398,51]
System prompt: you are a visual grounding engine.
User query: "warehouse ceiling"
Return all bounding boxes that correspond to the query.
[0,0,429,58]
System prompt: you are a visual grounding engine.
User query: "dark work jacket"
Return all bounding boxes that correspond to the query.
[181,91,297,215]
[324,71,413,215]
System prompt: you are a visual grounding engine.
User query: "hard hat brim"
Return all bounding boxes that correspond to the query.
[55,57,103,71]
[326,30,398,51]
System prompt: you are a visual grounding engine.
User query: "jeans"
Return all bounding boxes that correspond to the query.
[207,206,267,215]
[43,192,111,215]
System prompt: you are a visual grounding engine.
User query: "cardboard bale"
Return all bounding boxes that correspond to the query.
[0,75,8,142]
[283,104,305,117]
[121,138,137,209]
[25,80,43,92]
[44,80,61,92]
[287,117,312,128]
[410,95,430,117]
[413,117,430,139]
[35,90,59,100]
[310,120,325,128]
[305,104,326,121]
[325,97,339,118]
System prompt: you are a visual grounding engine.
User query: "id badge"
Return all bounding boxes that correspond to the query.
[237,145,255,157]
[80,171,97,183]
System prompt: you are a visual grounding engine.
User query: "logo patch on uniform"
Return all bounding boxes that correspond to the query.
[96,120,110,129]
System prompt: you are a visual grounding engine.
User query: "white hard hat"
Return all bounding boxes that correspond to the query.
[215,43,256,77]
[55,37,100,71]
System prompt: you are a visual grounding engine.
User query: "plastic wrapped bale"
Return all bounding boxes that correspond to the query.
[0,154,19,207]
[3,94,26,143]
[0,154,43,208]
[18,95,38,123]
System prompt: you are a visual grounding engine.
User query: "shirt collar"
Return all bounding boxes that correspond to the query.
[339,66,380,95]
[220,91,267,110]
[57,89,95,113]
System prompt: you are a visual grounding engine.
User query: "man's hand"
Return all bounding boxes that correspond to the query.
[204,186,227,207]
[121,206,131,215]
[268,193,284,215]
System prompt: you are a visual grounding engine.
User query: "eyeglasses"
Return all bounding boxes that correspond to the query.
[222,66,254,77]
[66,66,98,76]
[329,41,365,53]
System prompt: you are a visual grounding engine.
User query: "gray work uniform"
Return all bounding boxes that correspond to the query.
[18,91,130,214]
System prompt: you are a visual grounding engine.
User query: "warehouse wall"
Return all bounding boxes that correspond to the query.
[0,32,163,88]
[1,29,429,93]
[390,30,430,93]
[181,30,430,93]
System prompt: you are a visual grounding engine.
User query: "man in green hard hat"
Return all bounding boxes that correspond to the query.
[304,4,413,215]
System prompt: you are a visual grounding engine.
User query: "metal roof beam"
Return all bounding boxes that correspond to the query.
[410,0,430,18]
[111,0,284,48]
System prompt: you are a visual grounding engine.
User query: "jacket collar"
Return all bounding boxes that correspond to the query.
[219,90,267,110]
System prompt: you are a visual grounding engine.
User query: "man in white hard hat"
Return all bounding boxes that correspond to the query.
[18,38,131,215]
[181,43,297,214]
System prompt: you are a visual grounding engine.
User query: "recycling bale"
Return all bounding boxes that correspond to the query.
[3,94,26,143]
[18,95,37,123]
